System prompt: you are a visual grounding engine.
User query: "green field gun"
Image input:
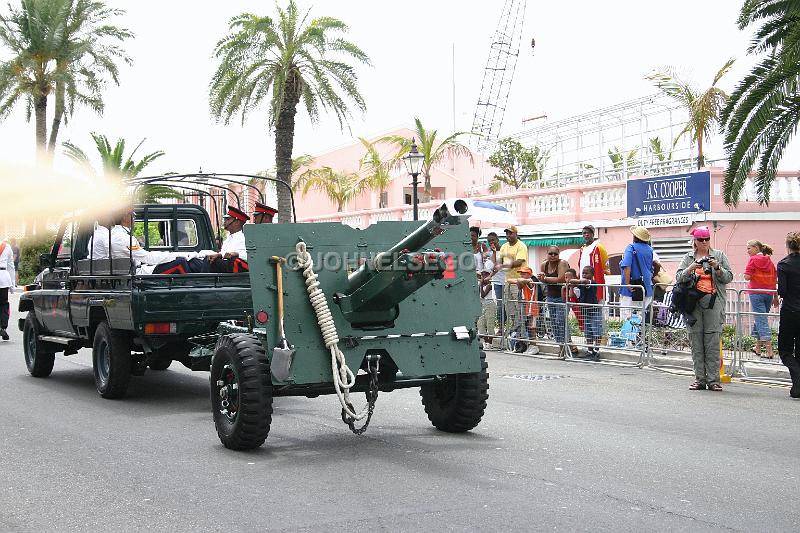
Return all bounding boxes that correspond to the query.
[211,199,489,450]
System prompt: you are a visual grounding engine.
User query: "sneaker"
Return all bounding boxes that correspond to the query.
[0,328,8,341]
[525,345,540,355]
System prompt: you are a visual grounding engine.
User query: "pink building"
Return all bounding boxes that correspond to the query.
[294,127,486,216]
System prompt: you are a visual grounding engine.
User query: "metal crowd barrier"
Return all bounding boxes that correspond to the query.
[485,281,647,367]
[478,280,791,386]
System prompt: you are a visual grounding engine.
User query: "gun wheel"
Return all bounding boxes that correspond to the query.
[211,334,272,450]
[420,350,489,432]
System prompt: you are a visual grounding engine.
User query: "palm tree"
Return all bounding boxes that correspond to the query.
[380,118,473,203]
[648,137,674,163]
[607,146,639,172]
[721,0,800,205]
[358,137,395,208]
[646,59,735,169]
[0,0,132,156]
[62,133,179,202]
[294,166,366,212]
[249,154,313,211]
[209,1,370,222]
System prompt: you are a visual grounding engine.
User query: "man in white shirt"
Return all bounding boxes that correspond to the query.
[87,213,114,259]
[109,209,199,274]
[203,206,249,273]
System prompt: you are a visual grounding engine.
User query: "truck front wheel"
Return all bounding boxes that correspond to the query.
[92,322,132,399]
[420,350,489,433]
[210,334,273,450]
[23,314,55,378]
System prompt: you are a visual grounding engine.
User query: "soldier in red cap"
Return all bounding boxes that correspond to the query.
[203,205,249,273]
[252,202,277,224]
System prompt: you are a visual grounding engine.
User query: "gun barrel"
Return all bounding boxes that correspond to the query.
[371,199,468,272]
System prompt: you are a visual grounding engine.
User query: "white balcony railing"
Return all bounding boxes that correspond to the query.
[742,176,800,202]
[581,186,626,212]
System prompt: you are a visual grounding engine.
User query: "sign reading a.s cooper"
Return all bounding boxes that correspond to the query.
[626,171,710,218]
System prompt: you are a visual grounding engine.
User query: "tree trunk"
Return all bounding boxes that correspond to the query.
[696,134,704,169]
[48,78,65,153]
[274,75,302,223]
[422,170,432,203]
[34,93,48,158]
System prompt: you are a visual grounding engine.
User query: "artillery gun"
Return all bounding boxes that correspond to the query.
[211,199,489,450]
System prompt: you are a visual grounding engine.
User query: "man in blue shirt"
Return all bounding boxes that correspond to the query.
[619,226,654,319]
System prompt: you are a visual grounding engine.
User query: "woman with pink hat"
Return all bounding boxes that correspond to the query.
[675,226,733,391]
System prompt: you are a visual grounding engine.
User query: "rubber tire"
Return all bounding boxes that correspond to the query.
[92,321,132,399]
[148,358,172,371]
[210,334,273,450]
[23,314,55,378]
[420,350,489,432]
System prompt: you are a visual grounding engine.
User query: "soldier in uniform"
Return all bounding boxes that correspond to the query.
[252,202,277,224]
[0,238,16,340]
[203,206,249,273]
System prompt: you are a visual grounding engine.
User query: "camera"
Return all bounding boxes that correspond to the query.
[696,256,713,275]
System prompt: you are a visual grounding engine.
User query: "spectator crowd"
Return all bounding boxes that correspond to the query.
[473,224,800,398]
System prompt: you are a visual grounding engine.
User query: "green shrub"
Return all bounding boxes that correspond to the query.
[18,236,55,285]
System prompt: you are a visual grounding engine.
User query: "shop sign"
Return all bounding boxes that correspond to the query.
[626,171,710,218]
[635,214,692,228]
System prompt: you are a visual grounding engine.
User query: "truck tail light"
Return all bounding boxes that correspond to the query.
[144,323,176,335]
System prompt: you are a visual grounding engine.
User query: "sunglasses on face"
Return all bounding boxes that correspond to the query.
[547,252,558,256]
[695,238,710,242]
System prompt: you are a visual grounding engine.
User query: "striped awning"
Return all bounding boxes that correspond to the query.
[522,235,583,247]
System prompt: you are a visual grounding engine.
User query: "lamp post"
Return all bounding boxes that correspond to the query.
[402,138,425,220]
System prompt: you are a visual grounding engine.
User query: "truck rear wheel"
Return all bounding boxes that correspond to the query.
[23,314,55,378]
[420,350,489,433]
[92,322,132,399]
[210,334,272,450]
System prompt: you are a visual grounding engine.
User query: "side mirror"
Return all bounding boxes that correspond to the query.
[39,253,52,270]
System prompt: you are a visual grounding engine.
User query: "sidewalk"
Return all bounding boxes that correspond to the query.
[487,335,792,384]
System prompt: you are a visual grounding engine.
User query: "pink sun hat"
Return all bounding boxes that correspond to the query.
[690,226,711,239]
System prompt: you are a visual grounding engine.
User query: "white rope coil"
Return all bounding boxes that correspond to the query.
[295,242,368,420]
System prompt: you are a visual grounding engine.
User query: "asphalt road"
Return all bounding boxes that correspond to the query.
[1,296,799,532]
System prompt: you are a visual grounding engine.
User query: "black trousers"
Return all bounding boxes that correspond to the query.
[0,287,8,329]
[778,307,800,387]
[209,257,249,273]
[152,258,209,274]
[153,258,190,274]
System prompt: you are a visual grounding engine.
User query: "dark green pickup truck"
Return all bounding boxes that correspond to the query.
[18,204,252,398]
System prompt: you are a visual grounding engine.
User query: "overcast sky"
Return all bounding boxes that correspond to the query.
[2,0,796,176]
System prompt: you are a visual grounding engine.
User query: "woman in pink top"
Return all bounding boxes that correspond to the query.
[745,240,778,358]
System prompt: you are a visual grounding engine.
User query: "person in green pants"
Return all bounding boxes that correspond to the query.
[675,226,733,391]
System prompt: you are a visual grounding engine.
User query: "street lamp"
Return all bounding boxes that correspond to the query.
[402,138,424,220]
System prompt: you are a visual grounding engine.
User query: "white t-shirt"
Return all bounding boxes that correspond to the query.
[579,242,597,273]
